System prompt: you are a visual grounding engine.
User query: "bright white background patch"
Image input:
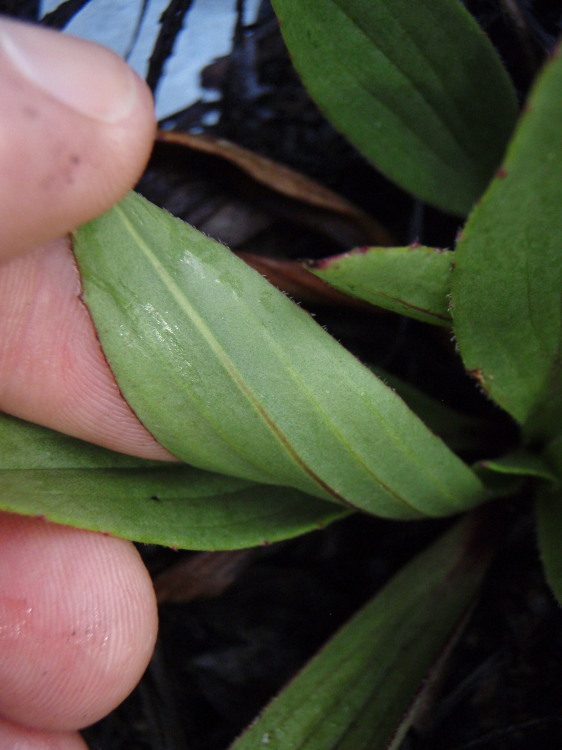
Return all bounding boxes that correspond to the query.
[40,0,261,119]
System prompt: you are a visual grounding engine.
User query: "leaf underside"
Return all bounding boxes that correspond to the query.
[308,246,453,326]
[230,513,496,750]
[72,192,486,520]
[451,47,562,442]
[0,414,349,550]
[271,0,517,215]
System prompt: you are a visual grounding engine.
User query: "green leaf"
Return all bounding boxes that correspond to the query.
[230,512,497,750]
[371,368,499,454]
[72,192,486,520]
[0,414,349,550]
[525,368,562,445]
[536,483,562,605]
[474,449,558,496]
[270,0,517,216]
[451,47,562,441]
[307,246,453,326]
[478,451,558,483]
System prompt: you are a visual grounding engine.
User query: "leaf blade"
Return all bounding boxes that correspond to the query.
[270,0,517,215]
[451,47,562,439]
[0,414,349,550]
[229,512,497,750]
[307,246,453,326]
[73,192,486,520]
[371,367,498,454]
[478,451,558,483]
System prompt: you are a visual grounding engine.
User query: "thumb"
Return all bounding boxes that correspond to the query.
[0,16,155,260]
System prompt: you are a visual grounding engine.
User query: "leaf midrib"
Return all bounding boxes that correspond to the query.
[328,0,486,168]
[115,206,373,508]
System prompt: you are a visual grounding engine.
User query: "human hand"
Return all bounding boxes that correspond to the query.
[0,17,173,748]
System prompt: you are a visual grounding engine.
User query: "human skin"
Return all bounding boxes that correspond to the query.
[0,17,175,748]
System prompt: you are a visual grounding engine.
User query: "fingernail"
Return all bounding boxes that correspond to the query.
[0,17,138,123]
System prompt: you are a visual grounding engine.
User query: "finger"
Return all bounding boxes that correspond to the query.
[0,513,158,732]
[0,716,88,750]
[0,237,175,459]
[0,17,155,260]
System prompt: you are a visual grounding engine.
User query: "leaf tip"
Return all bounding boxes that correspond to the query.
[306,246,370,270]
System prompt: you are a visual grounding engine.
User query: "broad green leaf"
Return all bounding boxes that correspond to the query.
[535,483,562,605]
[270,0,517,216]
[307,246,452,326]
[230,512,497,750]
[0,414,349,549]
[451,48,562,440]
[72,192,486,520]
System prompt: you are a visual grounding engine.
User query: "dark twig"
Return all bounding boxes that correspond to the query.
[146,0,196,94]
[0,0,39,19]
[124,0,151,61]
[41,0,92,28]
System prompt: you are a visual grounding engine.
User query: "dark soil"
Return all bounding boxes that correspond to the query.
[21,1,562,747]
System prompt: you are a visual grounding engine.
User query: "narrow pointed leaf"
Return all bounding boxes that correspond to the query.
[307,246,453,326]
[478,451,558,483]
[451,47,562,440]
[230,512,498,750]
[536,483,562,605]
[270,0,517,215]
[0,414,348,549]
[73,192,486,520]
